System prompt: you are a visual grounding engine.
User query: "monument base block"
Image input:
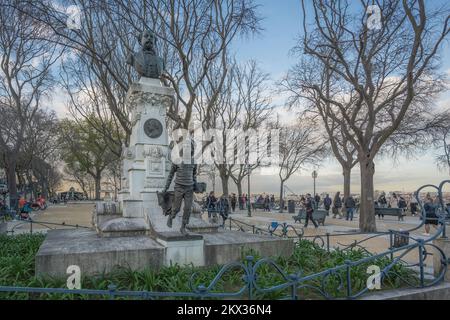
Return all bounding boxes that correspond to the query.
[156,232,205,266]
[98,217,150,238]
[35,228,294,277]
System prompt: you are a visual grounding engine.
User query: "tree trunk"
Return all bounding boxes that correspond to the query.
[43,179,49,199]
[236,179,243,198]
[343,166,351,201]
[6,156,18,209]
[359,157,376,232]
[220,172,229,198]
[94,174,102,200]
[279,180,284,213]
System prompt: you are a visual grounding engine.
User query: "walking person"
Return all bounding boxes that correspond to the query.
[303,194,318,228]
[389,193,399,208]
[218,195,230,227]
[410,194,418,217]
[398,195,407,215]
[206,191,218,223]
[270,194,275,210]
[264,195,270,212]
[344,195,356,221]
[377,192,387,219]
[423,194,438,236]
[323,194,332,216]
[314,194,321,209]
[230,193,237,212]
[332,191,343,219]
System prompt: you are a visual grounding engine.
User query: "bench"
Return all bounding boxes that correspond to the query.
[375,207,406,221]
[293,209,327,226]
[252,202,267,210]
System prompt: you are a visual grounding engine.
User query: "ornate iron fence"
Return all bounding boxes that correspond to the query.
[2,218,90,235]
[0,180,449,300]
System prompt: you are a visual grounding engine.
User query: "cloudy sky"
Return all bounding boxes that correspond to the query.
[48,0,450,195]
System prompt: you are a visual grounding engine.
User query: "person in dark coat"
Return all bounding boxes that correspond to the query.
[344,195,356,221]
[314,194,321,209]
[264,195,270,211]
[206,191,218,222]
[332,192,342,219]
[218,195,230,227]
[304,193,318,228]
[323,194,332,215]
[423,195,438,236]
[230,193,237,212]
[377,192,387,219]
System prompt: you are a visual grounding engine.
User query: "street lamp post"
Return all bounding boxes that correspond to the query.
[312,170,318,197]
[247,163,251,217]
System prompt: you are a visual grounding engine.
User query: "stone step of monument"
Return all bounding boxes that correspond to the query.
[98,217,150,238]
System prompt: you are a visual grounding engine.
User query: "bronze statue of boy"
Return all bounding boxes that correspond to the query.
[162,140,197,235]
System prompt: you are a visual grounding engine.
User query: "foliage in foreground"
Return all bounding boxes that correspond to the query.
[0,234,418,300]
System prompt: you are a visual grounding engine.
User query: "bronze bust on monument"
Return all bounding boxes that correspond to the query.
[127,29,165,79]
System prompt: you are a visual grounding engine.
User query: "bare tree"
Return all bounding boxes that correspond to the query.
[229,60,273,197]
[18,109,60,199]
[58,118,120,200]
[63,165,91,199]
[195,60,272,197]
[60,50,128,157]
[0,1,61,208]
[18,0,262,137]
[431,111,450,175]
[282,61,357,201]
[277,118,327,213]
[298,0,450,231]
[436,128,450,176]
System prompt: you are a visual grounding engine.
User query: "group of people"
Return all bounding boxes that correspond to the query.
[17,195,47,219]
[250,194,276,211]
[375,192,412,218]
[204,191,234,226]
[297,192,358,222]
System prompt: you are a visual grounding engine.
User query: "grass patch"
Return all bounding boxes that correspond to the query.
[0,234,419,300]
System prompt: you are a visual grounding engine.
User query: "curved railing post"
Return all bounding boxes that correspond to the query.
[246,256,255,300]
[442,222,447,239]
[108,284,117,300]
[326,233,330,253]
[389,230,394,260]
[289,274,298,300]
[418,239,425,287]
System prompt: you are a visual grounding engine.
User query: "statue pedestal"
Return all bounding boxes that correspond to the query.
[95,77,218,238]
[156,232,205,266]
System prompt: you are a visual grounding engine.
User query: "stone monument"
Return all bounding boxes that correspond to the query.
[34,29,293,277]
[94,29,216,238]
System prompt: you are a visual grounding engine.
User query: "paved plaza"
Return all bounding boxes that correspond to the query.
[10,202,435,274]
[16,202,432,248]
